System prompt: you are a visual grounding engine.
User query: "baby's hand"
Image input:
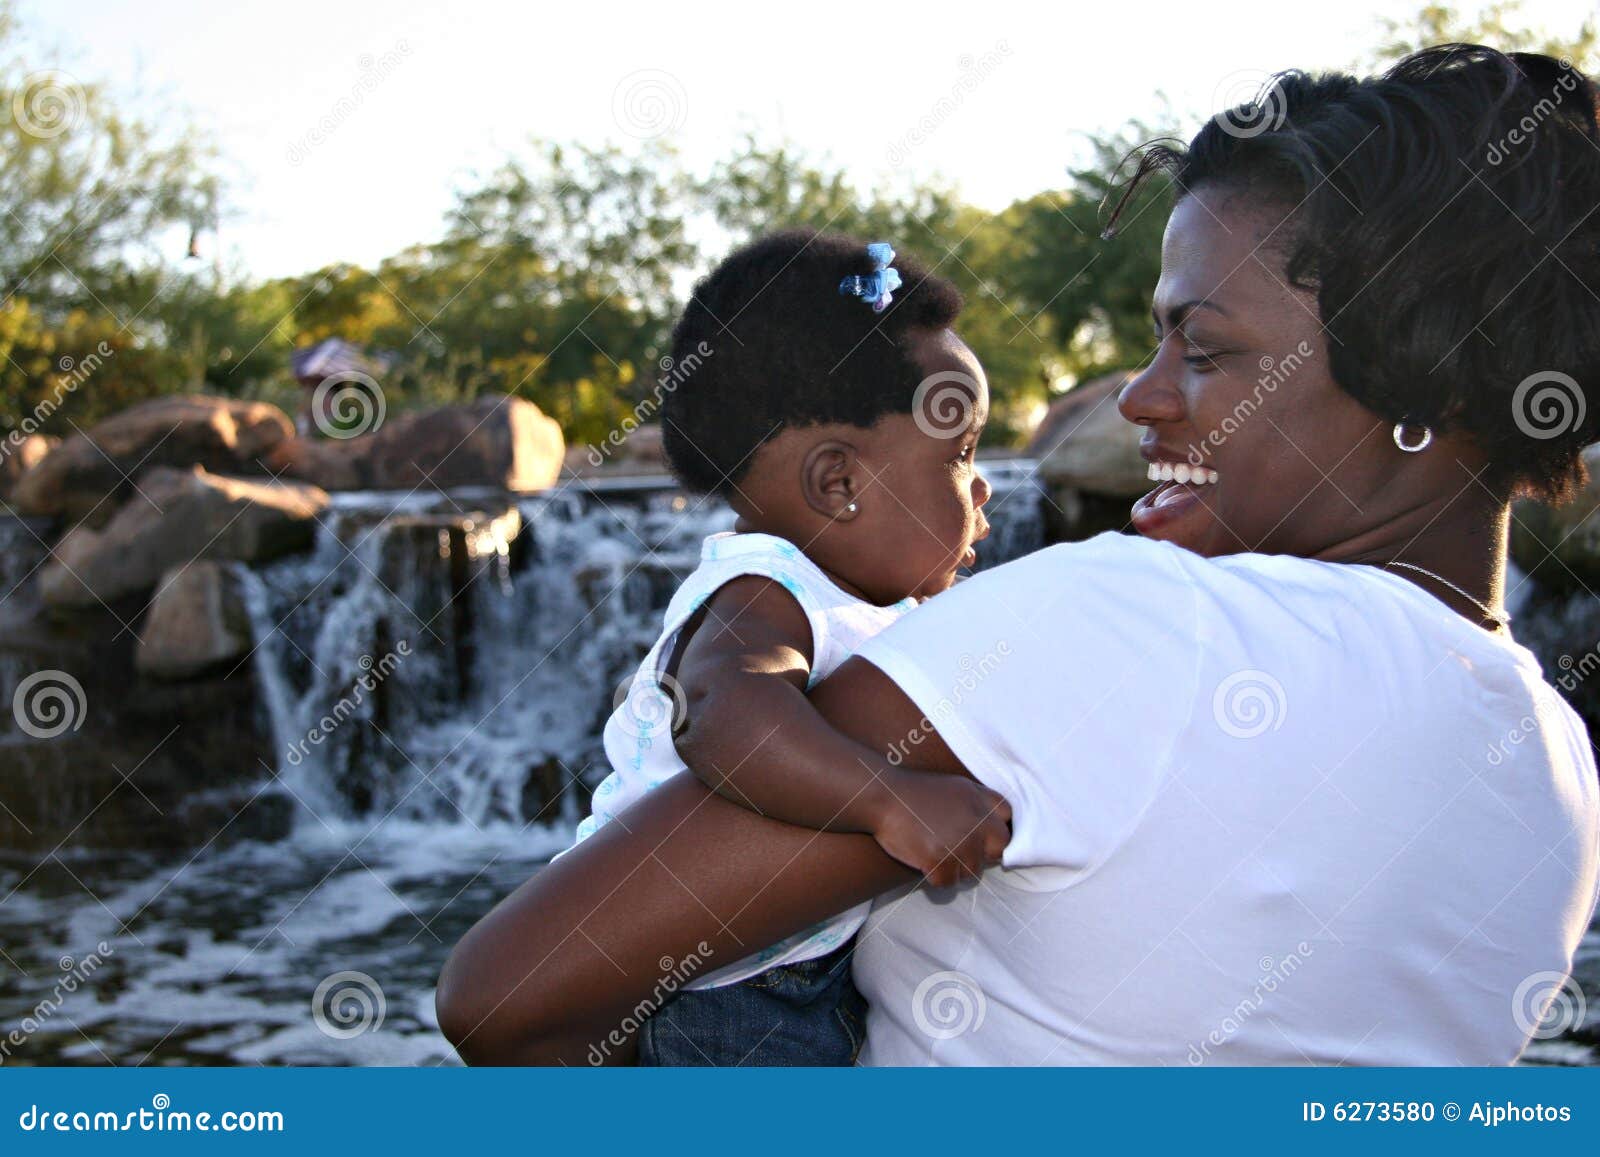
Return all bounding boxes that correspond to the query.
[871,772,1011,887]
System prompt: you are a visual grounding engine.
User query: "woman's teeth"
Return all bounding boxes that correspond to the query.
[1147,462,1219,485]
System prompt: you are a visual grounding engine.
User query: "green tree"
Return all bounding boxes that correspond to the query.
[230,142,699,447]
[706,140,1068,442]
[986,122,1174,396]
[1370,1,1597,68]
[0,8,216,306]
[0,3,221,437]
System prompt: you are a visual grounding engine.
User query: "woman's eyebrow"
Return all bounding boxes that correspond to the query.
[1152,298,1231,333]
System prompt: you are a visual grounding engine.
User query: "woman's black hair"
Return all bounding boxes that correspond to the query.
[660,229,963,496]
[1110,44,1600,502]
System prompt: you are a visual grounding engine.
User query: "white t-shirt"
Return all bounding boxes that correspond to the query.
[853,531,1600,1065]
[570,531,915,988]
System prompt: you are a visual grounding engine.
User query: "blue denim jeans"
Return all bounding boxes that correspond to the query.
[638,939,866,1066]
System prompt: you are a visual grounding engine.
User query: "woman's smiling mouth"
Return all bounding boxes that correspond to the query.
[1146,462,1218,485]
[1131,460,1221,538]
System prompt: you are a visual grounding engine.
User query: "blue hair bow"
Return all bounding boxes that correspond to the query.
[838,242,902,313]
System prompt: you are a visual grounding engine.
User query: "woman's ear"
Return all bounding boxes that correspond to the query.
[800,440,863,521]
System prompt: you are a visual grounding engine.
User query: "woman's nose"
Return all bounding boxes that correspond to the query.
[1117,353,1185,428]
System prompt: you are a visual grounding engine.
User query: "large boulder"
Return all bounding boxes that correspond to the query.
[366,394,563,491]
[1511,444,1600,592]
[9,396,293,524]
[1027,371,1146,497]
[268,393,564,493]
[563,445,597,477]
[0,433,58,499]
[613,423,666,472]
[39,466,328,609]
[563,422,667,478]
[136,561,253,680]
[264,433,372,491]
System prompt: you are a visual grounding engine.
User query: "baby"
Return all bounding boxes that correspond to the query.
[570,230,1011,1065]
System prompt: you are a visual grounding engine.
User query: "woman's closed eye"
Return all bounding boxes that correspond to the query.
[1153,324,1229,373]
[1182,345,1231,373]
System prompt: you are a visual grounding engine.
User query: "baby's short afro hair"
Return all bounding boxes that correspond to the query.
[660,229,964,496]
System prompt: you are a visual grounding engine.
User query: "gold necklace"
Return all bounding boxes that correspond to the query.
[1383,561,1509,630]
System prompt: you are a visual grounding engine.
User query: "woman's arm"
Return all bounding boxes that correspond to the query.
[435,656,1005,1066]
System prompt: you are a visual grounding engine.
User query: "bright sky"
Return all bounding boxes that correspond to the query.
[18,0,1599,281]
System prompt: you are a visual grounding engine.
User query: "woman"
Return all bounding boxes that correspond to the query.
[438,45,1600,1065]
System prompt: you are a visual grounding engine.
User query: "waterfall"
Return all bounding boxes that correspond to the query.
[0,514,52,606]
[234,466,1048,834]
[0,514,62,750]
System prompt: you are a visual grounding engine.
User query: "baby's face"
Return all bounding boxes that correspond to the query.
[847,330,992,602]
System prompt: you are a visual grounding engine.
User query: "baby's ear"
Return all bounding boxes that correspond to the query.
[799,439,863,522]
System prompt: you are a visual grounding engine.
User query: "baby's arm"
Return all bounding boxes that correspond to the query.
[670,576,1008,885]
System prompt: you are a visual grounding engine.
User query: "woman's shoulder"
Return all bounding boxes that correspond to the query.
[965,531,1207,610]
[892,532,1207,664]
[1013,531,1372,595]
[1004,533,1480,624]
[954,532,1517,665]
[982,529,1188,577]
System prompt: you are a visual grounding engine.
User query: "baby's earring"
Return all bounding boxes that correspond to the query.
[845,501,859,515]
